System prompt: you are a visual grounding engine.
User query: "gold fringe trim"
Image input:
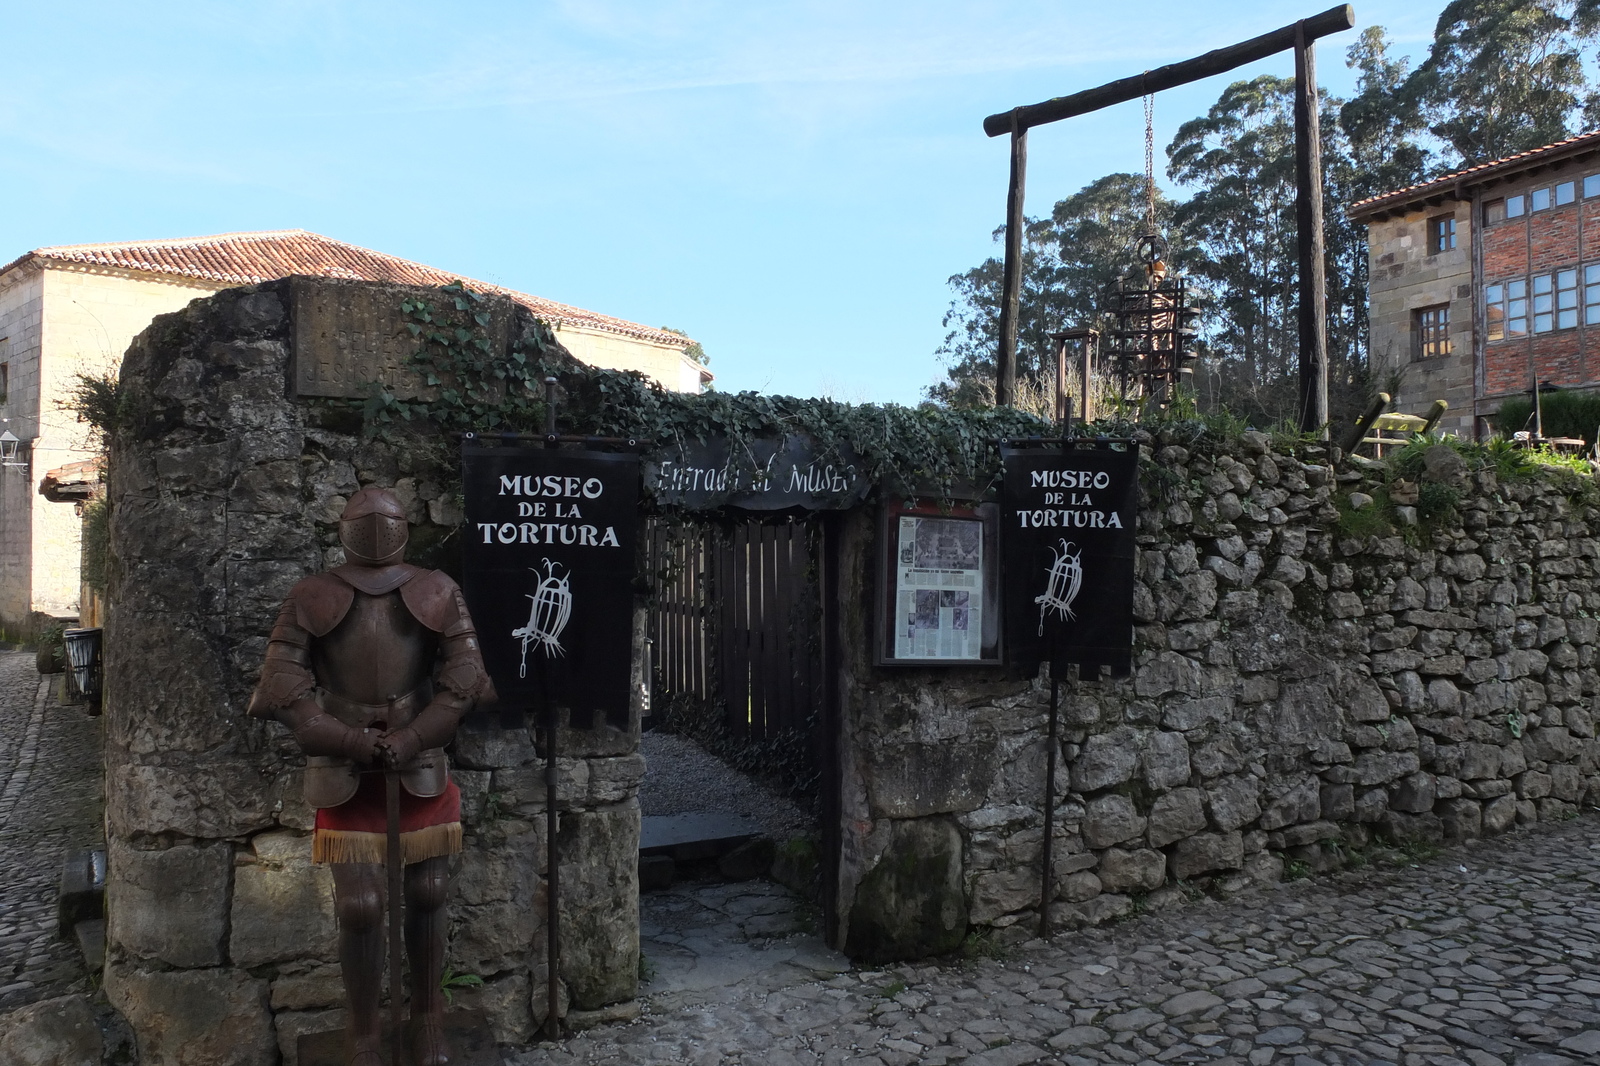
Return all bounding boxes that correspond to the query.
[312,822,461,866]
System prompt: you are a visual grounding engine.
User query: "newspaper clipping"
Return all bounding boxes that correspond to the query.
[893,515,984,660]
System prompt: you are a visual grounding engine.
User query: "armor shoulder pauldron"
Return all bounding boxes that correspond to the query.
[291,573,356,637]
[400,569,463,633]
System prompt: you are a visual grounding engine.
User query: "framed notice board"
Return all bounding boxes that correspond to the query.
[876,497,1001,666]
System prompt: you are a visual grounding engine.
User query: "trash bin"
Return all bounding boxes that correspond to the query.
[62,628,102,705]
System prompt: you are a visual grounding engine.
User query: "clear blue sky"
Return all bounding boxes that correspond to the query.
[4,1,1442,404]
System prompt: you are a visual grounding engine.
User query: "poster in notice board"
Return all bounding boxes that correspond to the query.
[460,445,640,729]
[1001,441,1138,677]
[877,498,1001,665]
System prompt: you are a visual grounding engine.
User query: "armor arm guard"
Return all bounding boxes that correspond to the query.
[247,600,318,718]
[386,587,495,760]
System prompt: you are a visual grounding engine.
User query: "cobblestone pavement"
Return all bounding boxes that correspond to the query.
[512,812,1600,1066]
[0,652,102,1013]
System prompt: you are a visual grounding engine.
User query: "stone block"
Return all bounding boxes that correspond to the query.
[1516,770,1553,799]
[450,972,535,1046]
[106,964,275,1066]
[1058,872,1101,903]
[230,831,337,968]
[1381,810,1443,844]
[1389,772,1437,814]
[1082,794,1145,849]
[1095,848,1166,893]
[969,868,1039,924]
[275,1008,343,1066]
[1320,783,1354,821]
[555,803,640,1008]
[1070,727,1139,793]
[1168,832,1244,879]
[1439,798,1482,841]
[1258,776,1320,830]
[1134,652,1203,698]
[845,816,967,962]
[107,840,230,968]
[269,965,344,1011]
[1162,695,1233,731]
[453,725,537,769]
[868,735,998,817]
[1354,788,1389,822]
[1549,763,1584,802]
[1147,788,1207,847]
[0,994,101,1066]
[1205,776,1261,831]
[1142,731,1191,791]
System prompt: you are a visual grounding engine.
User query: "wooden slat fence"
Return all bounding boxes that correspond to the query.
[648,515,823,767]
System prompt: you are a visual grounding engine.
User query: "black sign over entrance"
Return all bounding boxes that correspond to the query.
[460,446,640,728]
[1001,440,1138,677]
[645,434,869,510]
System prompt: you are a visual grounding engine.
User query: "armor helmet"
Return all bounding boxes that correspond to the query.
[339,487,409,566]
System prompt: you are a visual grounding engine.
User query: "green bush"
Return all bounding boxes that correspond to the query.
[1492,389,1600,448]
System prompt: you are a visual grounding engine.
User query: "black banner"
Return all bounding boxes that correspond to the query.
[1001,441,1138,677]
[461,446,640,728]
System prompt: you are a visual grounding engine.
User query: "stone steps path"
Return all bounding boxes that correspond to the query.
[511,812,1600,1066]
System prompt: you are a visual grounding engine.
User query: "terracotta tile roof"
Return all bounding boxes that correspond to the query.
[39,457,104,503]
[1349,130,1600,220]
[1,230,695,350]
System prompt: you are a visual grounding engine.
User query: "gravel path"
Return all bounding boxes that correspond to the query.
[0,652,102,1012]
[512,811,1600,1066]
[638,731,814,841]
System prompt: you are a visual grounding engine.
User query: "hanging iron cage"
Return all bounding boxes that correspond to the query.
[1102,234,1202,407]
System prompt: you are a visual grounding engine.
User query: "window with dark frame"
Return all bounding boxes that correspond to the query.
[1585,265,1600,325]
[1486,198,1507,223]
[1415,305,1451,359]
[1557,181,1576,205]
[1507,194,1527,218]
[0,360,7,405]
[1586,174,1600,198]
[1532,187,1552,212]
[1428,215,1457,254]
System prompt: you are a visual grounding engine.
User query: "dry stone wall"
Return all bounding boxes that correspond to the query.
[835,432,1600,958]
[100,278,641,1064]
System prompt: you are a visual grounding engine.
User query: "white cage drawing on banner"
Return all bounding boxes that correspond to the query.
[513,558,573,676]
[1035,539,1083,635]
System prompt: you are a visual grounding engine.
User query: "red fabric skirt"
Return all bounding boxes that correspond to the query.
[312,772,461,866]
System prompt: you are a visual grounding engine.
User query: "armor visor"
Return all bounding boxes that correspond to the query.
[340,513,408,565]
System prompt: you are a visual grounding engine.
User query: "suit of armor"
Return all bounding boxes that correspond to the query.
[250,487,494,1066]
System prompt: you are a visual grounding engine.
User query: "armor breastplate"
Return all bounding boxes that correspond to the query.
[312,590,437,725]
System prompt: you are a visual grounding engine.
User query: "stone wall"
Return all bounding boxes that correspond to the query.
[834,431,1600,958]
[101,278,641,1065]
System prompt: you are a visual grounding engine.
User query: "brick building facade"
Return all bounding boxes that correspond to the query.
[1352,131,1600,438]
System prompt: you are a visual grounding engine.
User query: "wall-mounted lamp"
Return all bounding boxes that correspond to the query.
[0,420,26,469]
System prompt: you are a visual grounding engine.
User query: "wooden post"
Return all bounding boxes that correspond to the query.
[1295,23,1329,436]
[997,121,1027,408]
[1054,335,1069,426]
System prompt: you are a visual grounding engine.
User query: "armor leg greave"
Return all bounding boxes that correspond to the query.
[333,864,387,1066]
[406,856,451,1066]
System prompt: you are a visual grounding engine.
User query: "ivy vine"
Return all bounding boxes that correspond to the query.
[355,281,1057,505]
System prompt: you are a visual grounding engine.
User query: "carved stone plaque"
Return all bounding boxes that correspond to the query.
[289,276,513,400]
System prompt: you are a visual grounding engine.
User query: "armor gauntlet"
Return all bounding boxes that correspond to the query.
[291,707,381,763]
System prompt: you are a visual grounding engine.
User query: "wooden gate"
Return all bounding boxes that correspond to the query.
[648,515,825,775]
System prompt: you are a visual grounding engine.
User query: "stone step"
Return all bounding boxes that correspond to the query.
[57,847,105,935]
[74,918,105,972]
[640,814,770,892]
[640,813,760,861]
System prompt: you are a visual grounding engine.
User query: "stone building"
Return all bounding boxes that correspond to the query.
[1351,130,1600,439]
[0,230,708,633]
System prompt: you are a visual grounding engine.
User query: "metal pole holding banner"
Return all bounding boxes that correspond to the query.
[542,375,562,1042]
[1039,675,1060,938]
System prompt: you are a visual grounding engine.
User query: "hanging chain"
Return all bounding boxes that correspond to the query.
[1143,91,1156,231]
